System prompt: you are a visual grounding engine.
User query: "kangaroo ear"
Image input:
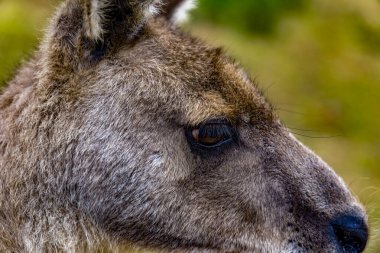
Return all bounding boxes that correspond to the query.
[83,0,162,41]
[160,0,197,23]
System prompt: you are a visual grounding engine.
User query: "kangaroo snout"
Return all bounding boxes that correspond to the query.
[233,127,368,252]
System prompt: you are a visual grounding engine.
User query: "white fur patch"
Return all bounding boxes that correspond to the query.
[144,0,162,18]
[149,154,164,167]
[171,0,197,24]
[89,0,111,40]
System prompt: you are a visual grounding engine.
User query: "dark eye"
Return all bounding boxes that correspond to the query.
[185,119,237,150]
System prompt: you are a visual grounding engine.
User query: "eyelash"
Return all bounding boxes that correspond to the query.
[198,122,233,140]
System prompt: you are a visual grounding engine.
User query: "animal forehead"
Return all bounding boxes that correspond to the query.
[188,57,274,125]
[162,24,273,122]
[111,20,274,125]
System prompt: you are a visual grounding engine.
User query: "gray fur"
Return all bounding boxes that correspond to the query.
[0,0,367,252]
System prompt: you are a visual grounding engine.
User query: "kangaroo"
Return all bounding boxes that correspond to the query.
[0,0,369,252]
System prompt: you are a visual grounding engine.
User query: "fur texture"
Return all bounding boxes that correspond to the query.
[0,0,368,252]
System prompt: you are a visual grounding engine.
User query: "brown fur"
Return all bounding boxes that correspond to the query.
[0,0,368,252]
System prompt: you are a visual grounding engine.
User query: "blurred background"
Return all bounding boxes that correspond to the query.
[0,0,379,252]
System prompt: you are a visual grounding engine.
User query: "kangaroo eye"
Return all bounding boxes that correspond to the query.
[191,128,225,146]
[186,119,237,150]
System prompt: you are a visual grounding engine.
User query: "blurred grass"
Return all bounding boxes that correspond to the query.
[194,0,307,35]
[0,0,57,83]
[0,0,379,252]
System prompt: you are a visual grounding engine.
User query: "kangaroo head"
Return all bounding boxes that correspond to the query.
[0,0,368,252]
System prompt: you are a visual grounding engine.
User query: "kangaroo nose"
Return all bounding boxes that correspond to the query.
[331,214,368,252]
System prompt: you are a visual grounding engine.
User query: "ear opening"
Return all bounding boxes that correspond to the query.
[82,0,196,42]
[51,0,197,65]
[82,0,163,42]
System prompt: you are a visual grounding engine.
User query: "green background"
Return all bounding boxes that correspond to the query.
[0,0,379,252]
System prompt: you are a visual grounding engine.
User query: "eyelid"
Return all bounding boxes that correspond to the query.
[185,118,238,151]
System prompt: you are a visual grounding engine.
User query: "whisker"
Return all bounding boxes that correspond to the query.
[274,107,307,115]
[286,126,320,132]
[286,130,341,139]
[261,82,277,95]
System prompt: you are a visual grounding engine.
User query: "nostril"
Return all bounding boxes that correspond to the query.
[331,215,368,252]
